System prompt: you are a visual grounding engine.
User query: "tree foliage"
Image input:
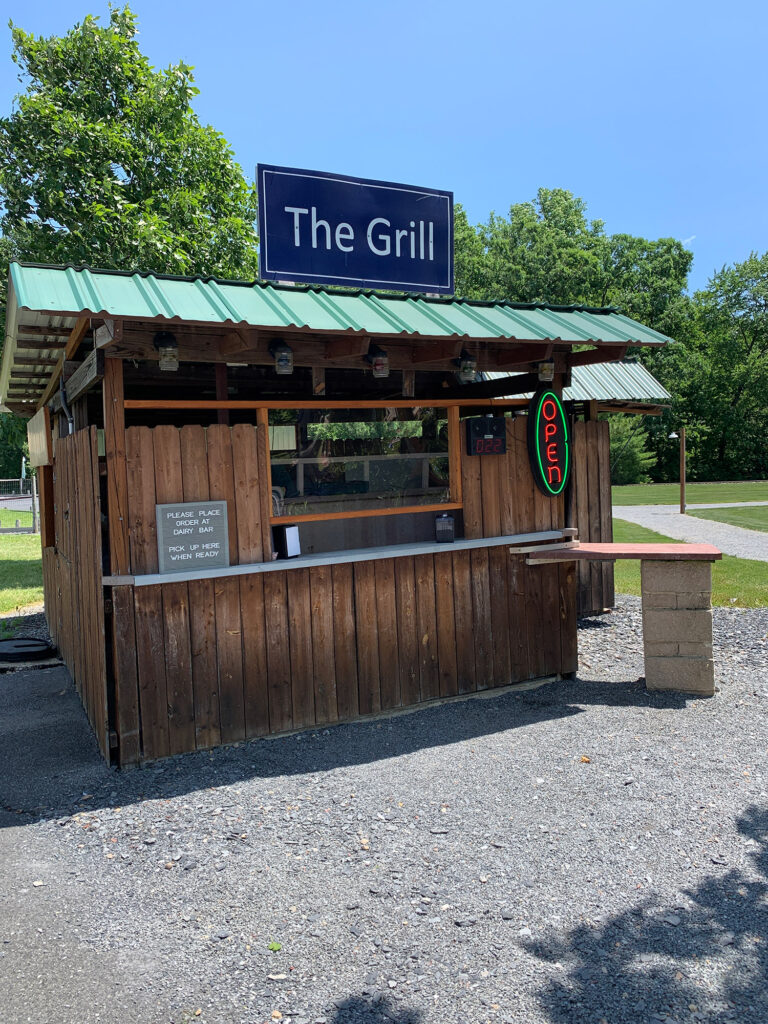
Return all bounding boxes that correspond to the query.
[606,413,655,485]
[0,5,258,278]
[455,188,692,335]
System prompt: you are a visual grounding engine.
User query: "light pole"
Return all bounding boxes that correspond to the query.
[669,428,686,514]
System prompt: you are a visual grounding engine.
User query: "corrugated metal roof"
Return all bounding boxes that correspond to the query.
[7,263,673,344]
[485,361,671,403]
[1,262,675,413]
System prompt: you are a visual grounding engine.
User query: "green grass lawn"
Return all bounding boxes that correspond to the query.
[612,480,768,505]
[687,505,768,534]
[0,508,33,528]
[613,519,768,607]
[0,533,44,616]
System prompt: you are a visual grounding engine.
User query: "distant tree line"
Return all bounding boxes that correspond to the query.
[1,6,765,485]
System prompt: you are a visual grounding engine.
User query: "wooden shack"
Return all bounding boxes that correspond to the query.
[0,263,672,765]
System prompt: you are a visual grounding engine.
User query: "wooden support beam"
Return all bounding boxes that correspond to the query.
[568,345,627,368]
[93,318,123,349]
[312,366,326,397]
[494,343,553,369]
[17,342,67,351]
[103,358,130,575]
[15,324,73,337]
[442,371,540,401]
[402,369,415,397]
[324,337,370,361]
[36,317,90,410]
[409,339,463,365]
[15,358,59,367]
[49,349,105,411]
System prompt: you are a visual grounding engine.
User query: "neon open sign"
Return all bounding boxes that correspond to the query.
[527,389,570,496]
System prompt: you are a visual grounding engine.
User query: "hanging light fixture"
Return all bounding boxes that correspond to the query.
[454,349,477,384]
[537,359,555,382]
[365,344,389,378]
[153,331,179,372]
[269,340,294,375]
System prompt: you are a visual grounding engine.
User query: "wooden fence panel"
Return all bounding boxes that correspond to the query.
[97,416,589,763]
[49,428,109,760]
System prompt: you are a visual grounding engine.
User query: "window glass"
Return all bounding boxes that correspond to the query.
[268,408,450,518]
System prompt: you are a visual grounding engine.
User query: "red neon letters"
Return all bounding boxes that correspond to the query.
[527,389,570,496]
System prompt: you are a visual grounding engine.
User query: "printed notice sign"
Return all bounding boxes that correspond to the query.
[155,501,230,574]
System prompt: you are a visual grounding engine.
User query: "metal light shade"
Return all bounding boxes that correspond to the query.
[153,331,178,372]
[537,359,555,382]
[269,341,294,375]
[455,349,477,384]
[366,344,389,378]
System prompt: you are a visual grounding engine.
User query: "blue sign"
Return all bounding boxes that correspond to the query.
[257,164,454,294]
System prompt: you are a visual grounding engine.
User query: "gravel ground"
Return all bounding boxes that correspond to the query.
[1,597,767,1024]
[614,506,768,561]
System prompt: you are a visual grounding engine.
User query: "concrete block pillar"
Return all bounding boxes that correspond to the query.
[641,560,715,696]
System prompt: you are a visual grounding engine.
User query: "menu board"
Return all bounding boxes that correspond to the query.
[155,501,230,574]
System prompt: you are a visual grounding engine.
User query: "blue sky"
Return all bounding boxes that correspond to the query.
[1,0,765,293]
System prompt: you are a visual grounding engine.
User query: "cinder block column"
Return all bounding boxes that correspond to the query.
[641,560,715,696]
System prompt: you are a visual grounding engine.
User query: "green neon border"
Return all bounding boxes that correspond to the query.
[534,391,569,496]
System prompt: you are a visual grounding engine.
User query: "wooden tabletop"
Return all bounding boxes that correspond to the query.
[527,542,722,562]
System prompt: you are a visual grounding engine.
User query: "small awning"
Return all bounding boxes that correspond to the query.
[485,360,671,412]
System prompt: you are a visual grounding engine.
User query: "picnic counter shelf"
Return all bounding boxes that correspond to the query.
[1,262,674,765]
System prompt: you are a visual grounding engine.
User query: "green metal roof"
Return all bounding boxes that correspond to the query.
[1,262,675,414]
[486,361,671,404]
[7,263,673,345]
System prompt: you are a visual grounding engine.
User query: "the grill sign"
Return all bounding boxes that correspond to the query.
[527,389,570,496]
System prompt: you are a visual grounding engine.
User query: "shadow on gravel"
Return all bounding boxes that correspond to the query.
[330,994,422,1023]
[0,663,689,828]
[526,805,768,1023]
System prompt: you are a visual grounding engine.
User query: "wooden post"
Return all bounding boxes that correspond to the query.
[312,367,326,397]
[31,473,39,534]
[215,364,230,425]
[447,405,462,505]
[103,358,130,575]
[37,466,55,547]
[680,426,686,515]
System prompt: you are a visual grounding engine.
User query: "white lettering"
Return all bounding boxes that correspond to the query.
[419,220,425,260]
[199,526,214,533]
[285,206,308,246]
[395,228,408,257]
[409,221,416,259]
[173,528,193,535]
[367,218,391,256]
[311,207,331,250]
[429,221,434,261]
[335,222,354,252]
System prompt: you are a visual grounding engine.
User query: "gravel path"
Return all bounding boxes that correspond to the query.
[614,505,768,561]
[2,599,768,1024]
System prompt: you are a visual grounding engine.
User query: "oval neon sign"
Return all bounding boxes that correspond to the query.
[527,389,570,496]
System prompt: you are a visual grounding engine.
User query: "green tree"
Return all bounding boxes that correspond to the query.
[675,254,768,480]
[606,413,655,485]
[0,5,259,472]
[455,188,692,334]
[0,5,258,278]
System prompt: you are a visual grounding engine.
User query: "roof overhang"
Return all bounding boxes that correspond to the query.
[1,262,676,416]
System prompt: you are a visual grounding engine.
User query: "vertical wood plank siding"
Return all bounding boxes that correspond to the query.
[47,428,109,759]
[95,417,588,764]
[570,420,614,616]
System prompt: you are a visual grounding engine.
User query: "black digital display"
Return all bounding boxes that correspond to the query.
[466,417,507,456]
